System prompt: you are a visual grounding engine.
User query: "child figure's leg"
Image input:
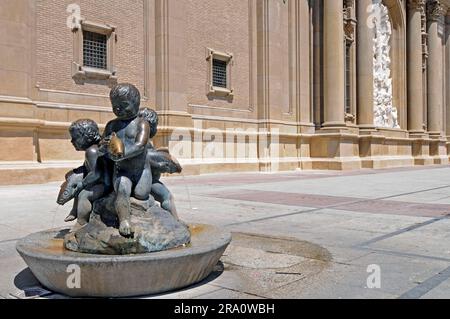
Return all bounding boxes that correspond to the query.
[114,175,133,236]
[133,165,152,201]
[64,197,78,222]
[151,181,179,220]
[75,184,104,226]
[76,190,93,226]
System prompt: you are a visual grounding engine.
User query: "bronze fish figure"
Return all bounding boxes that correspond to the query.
[148,147,182,174]
[57,169,84,205]
[108,132,124,158]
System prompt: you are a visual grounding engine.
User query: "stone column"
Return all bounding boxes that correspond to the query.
[0,0,38,163]
[298,0,312,128]
[322,0,346,129]
[407,0,426,136]
[356,0,376,131]
[446,16,450,138]
[154,0,191,149]
[427,0,446,138]
[155,0,189,126]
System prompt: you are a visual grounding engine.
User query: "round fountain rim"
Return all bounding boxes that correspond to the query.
[16,224,231,263]
[16,224,232,297]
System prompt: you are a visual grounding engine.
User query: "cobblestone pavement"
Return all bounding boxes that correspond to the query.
[1,165,450,299]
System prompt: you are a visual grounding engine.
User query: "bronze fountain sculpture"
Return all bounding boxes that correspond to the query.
[16,83,231,297]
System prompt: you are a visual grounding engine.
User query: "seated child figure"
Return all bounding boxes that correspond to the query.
[140,108,181,220]
[65,119,111,229]
[102,83,152,236]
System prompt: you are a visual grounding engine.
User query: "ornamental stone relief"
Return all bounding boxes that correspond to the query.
[372,1,399,129]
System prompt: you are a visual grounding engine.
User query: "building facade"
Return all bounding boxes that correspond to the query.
[1,0,450,184]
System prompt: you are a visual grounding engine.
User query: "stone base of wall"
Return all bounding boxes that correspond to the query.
[2,155,449,186]
[2,115,450,185]
[0,162,81,185]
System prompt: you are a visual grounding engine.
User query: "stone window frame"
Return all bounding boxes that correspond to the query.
[206,48,234,97]
[71,20,118,85]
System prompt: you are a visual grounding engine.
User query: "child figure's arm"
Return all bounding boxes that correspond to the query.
[114,120,150,161]
[77,146,102,191]
[98,121,114,156]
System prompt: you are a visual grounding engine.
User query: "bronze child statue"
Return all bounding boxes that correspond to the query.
[101,83,152,236]
[58,119,111,230]
[139,107,182,220]
[56,83,190,254]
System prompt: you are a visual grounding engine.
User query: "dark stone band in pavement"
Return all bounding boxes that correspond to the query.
[399,265,450,299]
[206,188,450,218]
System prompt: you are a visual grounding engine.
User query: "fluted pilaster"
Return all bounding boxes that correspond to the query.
[357,0,376,131]
[407,0,426,136]
[322,0,346,129]
[426,0,447,138]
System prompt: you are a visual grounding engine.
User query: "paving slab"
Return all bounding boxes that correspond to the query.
[1,166,450,299]
[367,218,450,260]
[263,262,396,299]
[420,277,450,299]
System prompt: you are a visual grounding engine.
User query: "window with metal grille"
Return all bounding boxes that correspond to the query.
[212,59,227,88]
[83,31,107,70]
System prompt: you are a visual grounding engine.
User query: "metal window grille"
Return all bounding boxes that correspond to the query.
[83,31,107,70]
[212,59,227,88]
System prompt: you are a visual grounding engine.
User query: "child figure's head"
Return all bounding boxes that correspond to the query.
[110,83,141,120]
[69,119,101,151]
[139,108,158,138]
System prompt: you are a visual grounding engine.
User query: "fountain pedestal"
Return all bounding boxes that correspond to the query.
[64,195,191,255]
[16,83,231,298]
[16,224,230,297]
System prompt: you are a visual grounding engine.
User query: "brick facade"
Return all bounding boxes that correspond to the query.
[35,0,145,95]
[1,0,450,185]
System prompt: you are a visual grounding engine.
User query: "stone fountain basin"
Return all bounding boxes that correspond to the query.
[16,224,231,298]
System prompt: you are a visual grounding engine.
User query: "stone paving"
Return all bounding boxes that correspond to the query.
[1,165,450,299]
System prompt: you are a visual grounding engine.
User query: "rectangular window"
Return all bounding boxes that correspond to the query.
[71,20,117,85]
[206,48,233,97]
[83,30,107,70]
[212,59,227,88]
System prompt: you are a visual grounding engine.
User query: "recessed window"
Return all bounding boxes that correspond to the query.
[71,20,117,85]
[212,59,227,88]
[206,48,233,97]
[83,31,107,70]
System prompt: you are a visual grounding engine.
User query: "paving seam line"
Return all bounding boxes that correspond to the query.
[223,184,450,226]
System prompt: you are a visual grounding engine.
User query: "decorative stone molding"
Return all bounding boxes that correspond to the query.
[71,20,118,86]
[344,21,356,43]
[345,113,356,123]
[372,2,400,129]
[343,0,356,43]
[343,0,356,120]
[421,8,428,70]
[206,48,234,98]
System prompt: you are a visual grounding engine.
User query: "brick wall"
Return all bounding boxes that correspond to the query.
[185,0,251,112]
[35,0,145,96]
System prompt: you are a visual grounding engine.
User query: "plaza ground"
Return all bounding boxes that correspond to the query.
[1,165,450,299]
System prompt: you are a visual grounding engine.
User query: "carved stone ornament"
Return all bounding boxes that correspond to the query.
[372,1,399,129]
